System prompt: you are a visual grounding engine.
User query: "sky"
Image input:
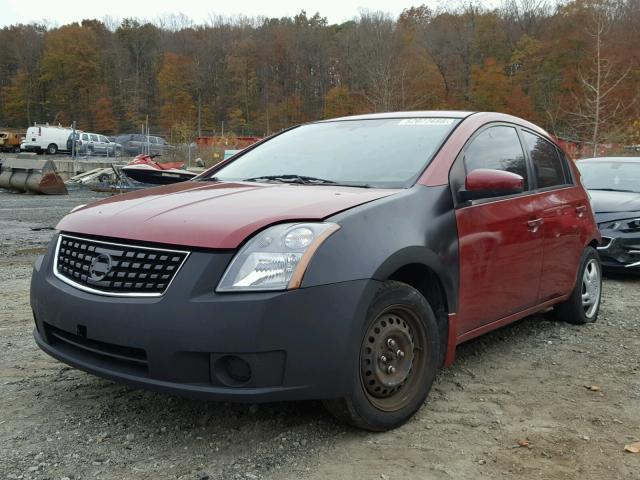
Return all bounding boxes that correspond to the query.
[0,0,497,28]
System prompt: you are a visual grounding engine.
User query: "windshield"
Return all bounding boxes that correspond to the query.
[208,118,460,188]
[578,160,640,193]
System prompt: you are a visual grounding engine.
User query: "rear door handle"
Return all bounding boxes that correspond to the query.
[576,205,587,218]
[527,218,544,233]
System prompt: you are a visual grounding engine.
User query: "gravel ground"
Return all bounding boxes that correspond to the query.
[1,189,639,480]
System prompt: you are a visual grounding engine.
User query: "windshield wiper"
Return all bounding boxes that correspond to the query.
[243,174,373,188]
[243,174,338,185]
[590,188,639,193]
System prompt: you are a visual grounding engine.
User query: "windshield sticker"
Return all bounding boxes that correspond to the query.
[398,118,455,126]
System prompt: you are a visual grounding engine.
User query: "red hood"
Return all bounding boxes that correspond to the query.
[58,181,398,249]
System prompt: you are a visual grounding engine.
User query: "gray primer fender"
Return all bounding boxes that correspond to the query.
[302,184,459,312]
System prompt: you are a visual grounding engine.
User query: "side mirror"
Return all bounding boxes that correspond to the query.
[459,168,524,202]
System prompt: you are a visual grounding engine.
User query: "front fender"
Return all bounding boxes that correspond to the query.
[301,185,459,312]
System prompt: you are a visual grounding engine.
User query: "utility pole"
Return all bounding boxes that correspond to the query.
[71,121,77,175]
[197,93,202,138]
[146,115,150,156]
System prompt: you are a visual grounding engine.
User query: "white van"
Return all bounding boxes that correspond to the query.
[23,124,79,155]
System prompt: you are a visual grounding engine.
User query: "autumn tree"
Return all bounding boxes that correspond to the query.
[39,24,103,126]
[567,1,634,155]
[0,3,638,153]
[157,52,196,133]
[93,97,117,134]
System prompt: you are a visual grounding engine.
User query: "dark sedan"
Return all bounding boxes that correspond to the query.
[577,157,640,271]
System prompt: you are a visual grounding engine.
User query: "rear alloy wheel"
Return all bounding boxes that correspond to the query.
[555,247,602,324]
[323,281,440,431]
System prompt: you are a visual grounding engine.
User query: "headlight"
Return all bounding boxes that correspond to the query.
[599,218,640,232]
[217,222,340,292]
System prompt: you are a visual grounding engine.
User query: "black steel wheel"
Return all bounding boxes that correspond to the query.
[360,306,426,412]
[324,280,440,431]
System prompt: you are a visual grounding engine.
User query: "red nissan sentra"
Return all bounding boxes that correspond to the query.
[31,111,601,431]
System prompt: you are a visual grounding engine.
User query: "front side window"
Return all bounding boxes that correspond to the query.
[522,131,568,188]
[99,135,109,142]
[463,126,529,189]
[210,118,461,188]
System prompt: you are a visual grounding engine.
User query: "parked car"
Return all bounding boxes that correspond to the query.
[0,131,24,152]
[67,132,122,157]
[114,134,172,156]
[23,124,76,154]
[577,157,640,272]
[31,111,601,431]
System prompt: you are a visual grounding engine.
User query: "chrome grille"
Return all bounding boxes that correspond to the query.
[54,234,189,296]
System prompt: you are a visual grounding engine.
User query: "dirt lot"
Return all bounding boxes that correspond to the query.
[1,189,639,480]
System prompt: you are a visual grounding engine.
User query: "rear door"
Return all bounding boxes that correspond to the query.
[149,136,159,155]
[80,133,90,154]
[453,124,544,335]
[88,134,99,154]
[98,135,110,155]
[521,130,584,301]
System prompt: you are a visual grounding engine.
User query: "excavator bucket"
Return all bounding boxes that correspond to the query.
[0,158,67,195]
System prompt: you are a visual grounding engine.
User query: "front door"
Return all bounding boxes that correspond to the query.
[453,125,544,335]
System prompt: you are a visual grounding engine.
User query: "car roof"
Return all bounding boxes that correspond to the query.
[319,110,475,122]
[577,157,640,163]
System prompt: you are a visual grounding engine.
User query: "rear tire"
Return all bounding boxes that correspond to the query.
[46,143,58,155]
[323,281,440,431]
[554,247,602,325]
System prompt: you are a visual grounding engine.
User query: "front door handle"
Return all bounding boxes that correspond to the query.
[576,205,587,218]
[527,218,544,233]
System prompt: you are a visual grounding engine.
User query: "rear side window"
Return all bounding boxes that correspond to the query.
[522,131,569,188]
[82,133,89,140]
[90,134,99,142]
[463,126,529,190]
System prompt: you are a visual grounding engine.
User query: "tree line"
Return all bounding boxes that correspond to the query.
[0,0,638,151]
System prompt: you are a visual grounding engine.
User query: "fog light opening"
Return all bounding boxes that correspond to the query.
[214,355,252,387]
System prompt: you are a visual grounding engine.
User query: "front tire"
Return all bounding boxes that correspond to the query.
[323,281,440,431]
[46,143,58,155]
[554,246,602,325]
